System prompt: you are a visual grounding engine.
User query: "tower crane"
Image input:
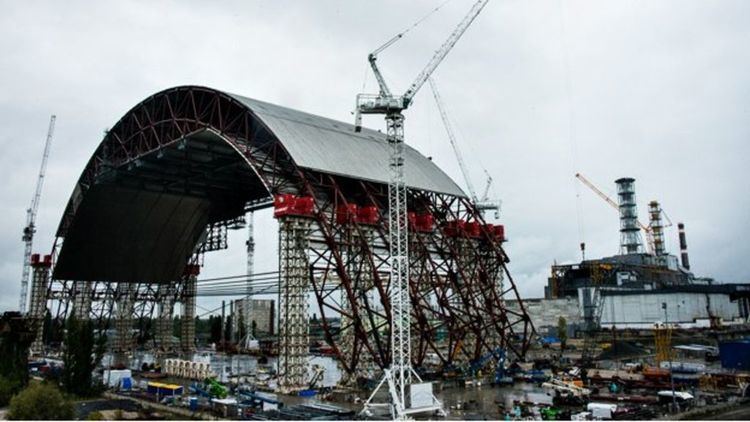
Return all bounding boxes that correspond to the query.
[575,172,670,255]
[20,115,56,313]
[428,77,500,219]
[356,1,489,419]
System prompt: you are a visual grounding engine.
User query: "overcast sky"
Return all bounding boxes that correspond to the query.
[1,0,748,313]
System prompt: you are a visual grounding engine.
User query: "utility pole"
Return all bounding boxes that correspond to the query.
[20,115,56,313]
[662,302,678,413]
[355,1,489,418]
[242,211,256,349]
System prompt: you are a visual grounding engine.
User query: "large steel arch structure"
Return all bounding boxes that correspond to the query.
[35,86,533,387]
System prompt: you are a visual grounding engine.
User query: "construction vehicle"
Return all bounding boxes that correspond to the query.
[541,378,591,398]
[356,1,489,418]
[19,115,56,313]
[190,377,228,399]
[429,78,500,219]
[444,347,510,385]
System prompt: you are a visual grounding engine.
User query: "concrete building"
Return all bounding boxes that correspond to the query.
[599,285,750,329]
[232,298,275,336]
[506,297,582,336]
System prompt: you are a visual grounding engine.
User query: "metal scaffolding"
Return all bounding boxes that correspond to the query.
[181,265,199,354]
[156,282,176,352]
[277,216,312,393]
[41,85,534,376]
[28,254,51,355]
[73,281,92,320]
[114,282,135,354]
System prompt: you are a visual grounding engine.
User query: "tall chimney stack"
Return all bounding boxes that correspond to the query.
[678,222,690,270]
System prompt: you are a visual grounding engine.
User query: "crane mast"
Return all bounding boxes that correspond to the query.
[20,115,56,313]
[357,1,488,419]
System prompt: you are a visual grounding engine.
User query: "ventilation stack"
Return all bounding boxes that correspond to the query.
[678,223,690,270]
[615,178,643,254]
[648,201,666,256]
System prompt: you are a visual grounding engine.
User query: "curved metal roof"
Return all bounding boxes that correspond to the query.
[229,92,465,197]
[52,86,465,283]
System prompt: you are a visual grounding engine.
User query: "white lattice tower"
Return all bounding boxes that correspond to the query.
[387,114,411,406]
[181,267,198,353]
[156,282,175,352]
[363,113,448,419]
[277,216,311,393]
[28,257,51,355]
[73,281,92,320]
[114,283,135,354]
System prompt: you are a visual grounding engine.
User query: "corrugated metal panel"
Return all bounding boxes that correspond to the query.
[228,93,466,197]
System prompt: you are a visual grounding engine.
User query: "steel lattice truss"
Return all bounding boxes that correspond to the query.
[43,86,534,376]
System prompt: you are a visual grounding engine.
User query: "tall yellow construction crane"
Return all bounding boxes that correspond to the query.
[575,173,657,255]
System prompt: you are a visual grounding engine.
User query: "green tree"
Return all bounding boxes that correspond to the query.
[209,316,222,344]
[557,316,568,351]
[61,310,107,397]
[0,376,20,407]
[223,316,232,343]
[7,382,74,420]
[0,312,34,396]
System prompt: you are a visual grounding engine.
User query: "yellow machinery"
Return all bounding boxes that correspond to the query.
[654,323,673,365]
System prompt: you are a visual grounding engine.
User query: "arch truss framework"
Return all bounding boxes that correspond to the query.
[40,86,534,389]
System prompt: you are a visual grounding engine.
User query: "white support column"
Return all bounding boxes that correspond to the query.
[156,282,175,352]
[181,266,198,354]
[458,237,478,360]
[28,254,51,355]
[73,280,93,320]
[277,216,311,393]
[114,283,135,355]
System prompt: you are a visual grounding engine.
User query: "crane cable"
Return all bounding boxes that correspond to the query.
[559,0,585,256]
[360,0,454,93]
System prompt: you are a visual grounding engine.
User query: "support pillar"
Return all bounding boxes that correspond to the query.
[73,280,92,320]
[156,282,175,352]
[29,254,52,355]
[457,237,479,361]
[181,265,199,354]
[114,283,135,360]
[277,216,311,393]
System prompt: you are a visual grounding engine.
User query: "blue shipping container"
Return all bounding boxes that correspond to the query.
[719,339,750,371]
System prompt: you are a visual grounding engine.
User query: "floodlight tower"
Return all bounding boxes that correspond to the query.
[355,1,489,418]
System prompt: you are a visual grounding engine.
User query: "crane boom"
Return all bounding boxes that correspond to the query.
[575,173,655,254]
[429,78,478,202]
[355,0,489,131]
[20,115,56,313]
[402,0,489,105]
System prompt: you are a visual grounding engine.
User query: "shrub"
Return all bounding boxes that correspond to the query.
[0,375,22,407]
[7,383,74,420]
